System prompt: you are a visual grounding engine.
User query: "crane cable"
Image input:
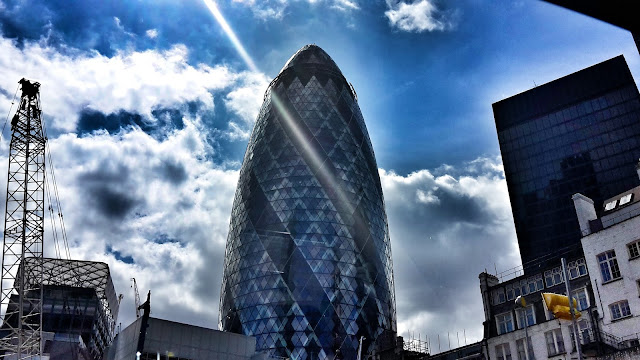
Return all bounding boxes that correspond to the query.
[41,115,81,360]
[42,120,72,260]
[45,170,63,260]
[1,84,20,142]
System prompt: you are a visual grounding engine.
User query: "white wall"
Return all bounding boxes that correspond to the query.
[582,214,640,340]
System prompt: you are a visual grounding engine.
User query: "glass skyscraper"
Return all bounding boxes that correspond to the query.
[493,55,640,273]
[219,45,396,360]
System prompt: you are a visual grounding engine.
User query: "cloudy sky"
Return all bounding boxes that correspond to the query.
[0,0,638,353]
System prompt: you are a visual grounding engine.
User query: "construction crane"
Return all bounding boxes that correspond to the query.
[0,78,46,359]
[131,278,141,318]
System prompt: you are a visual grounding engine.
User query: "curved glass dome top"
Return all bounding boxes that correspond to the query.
[279,44,343,75]
[220,45,396,360]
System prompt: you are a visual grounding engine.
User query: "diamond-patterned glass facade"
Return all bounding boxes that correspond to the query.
[219,45,396,360]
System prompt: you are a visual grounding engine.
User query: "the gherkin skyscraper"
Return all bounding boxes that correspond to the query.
[219,45,396,360]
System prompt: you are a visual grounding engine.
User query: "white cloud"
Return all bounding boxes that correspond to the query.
[0,37,264,132]
[224,72,271,125]
[0,34,266,328]
[146,29,159,39]
[232,0,287,20]
[113,16,135,38]
[223,121,249,141]
[331,0,359,11]
[27,116,241,328]
[231,0,360,20]
[385,0,453,33]
[380,157,520,345]
[416,189,439,204]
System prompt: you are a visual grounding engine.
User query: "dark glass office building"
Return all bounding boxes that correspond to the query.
[493,55,640,273]
[219,45,396,360]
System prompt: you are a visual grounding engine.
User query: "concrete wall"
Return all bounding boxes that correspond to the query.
[144,318,257,360]
[106,317,142,360]
[106,317,260,360]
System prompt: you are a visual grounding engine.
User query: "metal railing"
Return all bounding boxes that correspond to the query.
[403,337,428,354]
[619,332,640,348]
[577,328,640,350]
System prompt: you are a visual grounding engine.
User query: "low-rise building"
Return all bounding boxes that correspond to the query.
[572,163,640,351]
[107,316,264,360]
[479,257,603,360]
[106,290,268,360]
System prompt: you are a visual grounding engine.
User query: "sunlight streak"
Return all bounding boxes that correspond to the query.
[271,93,357,217]
[202,0,259,73]
[203,0,357,218]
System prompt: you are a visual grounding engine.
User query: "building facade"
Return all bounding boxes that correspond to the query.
[478,262,618,360]
[219,45,396,360]
[573,163,640,350]
[1,258,119,360]
[492,55,640,273]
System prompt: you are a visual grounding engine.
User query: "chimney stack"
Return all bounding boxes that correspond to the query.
[572,193,597,236]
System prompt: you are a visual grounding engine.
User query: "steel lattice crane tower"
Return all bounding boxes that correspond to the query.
[0,78,46,359]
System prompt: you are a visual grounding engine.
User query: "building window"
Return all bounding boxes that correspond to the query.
[496,312,514,335]
[496,343,512,360]
[516,337,534,360]
[609,300,631,320]
[568,259,588,279]
[506,283,521,301]
[597,250,621,283]
[493,288,506,305]
[628,240,640,260]
[570,319,591,346]
[519,279,529,296]
[572,287,589,311]
[516,305,536,328]
[545,328,565,356]
[544,267,564,287]
[620,193,633,206]
[636,280,640,297]
[527,275,543,293]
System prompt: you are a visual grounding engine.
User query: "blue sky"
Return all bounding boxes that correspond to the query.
[0,0,639,353]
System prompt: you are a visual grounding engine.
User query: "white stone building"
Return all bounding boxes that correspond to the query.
[572,165,640,350]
